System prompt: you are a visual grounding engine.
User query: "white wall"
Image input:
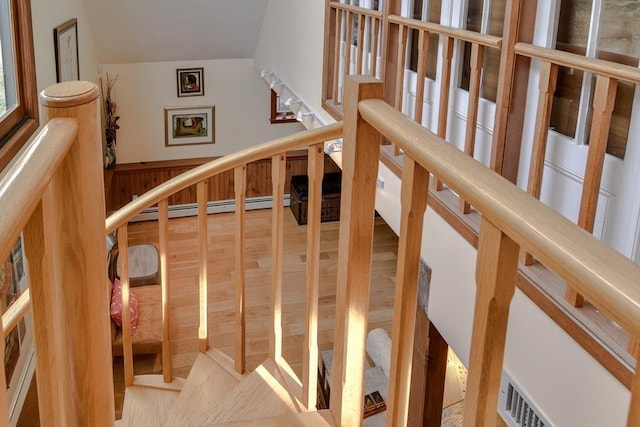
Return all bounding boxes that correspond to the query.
[100,59,303,163]
[31,1,99,97]
[254,0,335,125]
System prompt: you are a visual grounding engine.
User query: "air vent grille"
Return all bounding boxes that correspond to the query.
[500,371,552,427]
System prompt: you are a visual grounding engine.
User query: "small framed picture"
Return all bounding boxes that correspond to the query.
[165,105,215,146]
[54,18,80,82]
[177,67,204,97]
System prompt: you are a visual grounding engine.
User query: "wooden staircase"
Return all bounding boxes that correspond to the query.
[117,350,334,426]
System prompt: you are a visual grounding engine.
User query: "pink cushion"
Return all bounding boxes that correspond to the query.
[110,277,139,334]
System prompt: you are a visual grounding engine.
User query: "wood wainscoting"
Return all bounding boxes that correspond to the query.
[105,151,341,212]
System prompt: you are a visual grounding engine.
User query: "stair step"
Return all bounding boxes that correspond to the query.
[165,350,242,426]
[205,409,336,426]
[120,385,180,427]
[196,358,302,424]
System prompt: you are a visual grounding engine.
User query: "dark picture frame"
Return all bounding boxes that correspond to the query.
[53,18,79,82]
[165,105,215,146]
[177,68,204,97]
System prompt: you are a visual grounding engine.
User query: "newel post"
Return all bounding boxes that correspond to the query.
[329,75,383,426]
[36,81,115,425]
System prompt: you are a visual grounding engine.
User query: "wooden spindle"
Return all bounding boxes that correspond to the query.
[566,75,618,307]
[39,81,115,425]
[356,14,365,74]
[197,180,209,352]
[0,321,7,426]
[459,43,485,214]
[303,143,325,409]
[332,8,343,104]
[270,154,286,361]
[393,24,408,156]
[371,17,380,77]
[434,36,454,191]
[630,364,640,427]
[330,76,383,427]
[386,158,430,427]
[158,198,172,383]
[234,165,247,373]
[629,337,640,360]
[413,29,429,126]
[119,223,135,386]
[462,217,519,427]
[521,61,558,265]
[344,11,354,83]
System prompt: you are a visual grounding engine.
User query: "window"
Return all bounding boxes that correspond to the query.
[0,0,38,172]
[459,0,505,102]
[550,0,639,159]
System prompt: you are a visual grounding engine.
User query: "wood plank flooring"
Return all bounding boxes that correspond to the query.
[116,207,399,417]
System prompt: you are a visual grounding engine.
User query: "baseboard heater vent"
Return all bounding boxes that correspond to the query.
[131,195,291,222]
[499,371,552,427]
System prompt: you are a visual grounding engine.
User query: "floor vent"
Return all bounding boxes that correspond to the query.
[499,371,552,427]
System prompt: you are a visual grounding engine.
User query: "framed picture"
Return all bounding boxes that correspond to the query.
[177,68,204,97]
[165,105,215,146]
[53,18,79,83]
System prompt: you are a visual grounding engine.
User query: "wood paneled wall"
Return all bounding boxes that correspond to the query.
[105,151,341,212]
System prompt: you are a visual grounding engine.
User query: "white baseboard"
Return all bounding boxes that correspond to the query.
[131,194,291,222]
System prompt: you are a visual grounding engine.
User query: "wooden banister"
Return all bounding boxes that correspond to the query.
[388,15,502,49]
[1,290,30,338]
[515,43,640,85]
[329,1,383,19]
[105,123,343,233]
[358,96,640,341]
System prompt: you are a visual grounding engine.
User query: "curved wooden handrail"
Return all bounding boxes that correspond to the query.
[0,118,78,262]
[2,289,31,338]
[329,1,383,19]
[389,15,502,49]
[358,98,640,339]
[515,42,640,84]
[106,122,343,233]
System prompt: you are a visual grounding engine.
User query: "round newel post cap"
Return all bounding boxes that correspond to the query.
[40,81,99,108]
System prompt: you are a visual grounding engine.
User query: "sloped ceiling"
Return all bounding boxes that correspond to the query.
[83,0,269,64]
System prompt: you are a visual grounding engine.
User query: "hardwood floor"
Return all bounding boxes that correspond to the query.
[116,207,399,416]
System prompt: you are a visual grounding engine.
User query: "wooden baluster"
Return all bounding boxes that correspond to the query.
[413,29,429,126]
[159,198,172,382]
[39,81,115,424]
[371,17,380,77]
[463,217,519,427]
[197,180,209,352]
[119,223,135,386]
[434,36,454,191]
[356,14,365,74]
[303,143,325,409]
[393,24,408,156]
[330,75,383,427]
[23,202,71,425]
[386,158,430,427]
[332,8,343,104]
[344,11,354,85]
[234,165,247,373]
[629,337,640,360]
[521,61,558,265]
[271,154,286,361]
[459,43,485,214]
[0,319,6,426]
[566,75,618,307]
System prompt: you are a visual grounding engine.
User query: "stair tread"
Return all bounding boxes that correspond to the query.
[120,385,180,427]
[165,351,242,426]
[197,357,302,424]
[204,409,336,426]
